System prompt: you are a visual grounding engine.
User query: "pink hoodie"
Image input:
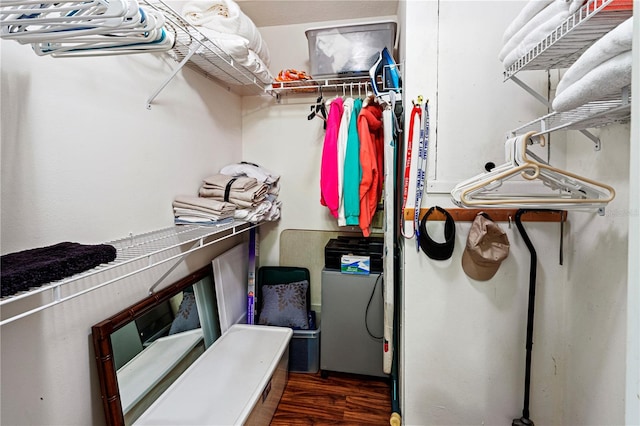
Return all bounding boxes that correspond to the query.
[320,97,344,218]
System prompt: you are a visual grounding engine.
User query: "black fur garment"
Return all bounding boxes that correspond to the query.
[1,242,117,298]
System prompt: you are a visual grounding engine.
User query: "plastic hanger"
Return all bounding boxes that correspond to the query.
[451,131,615,210]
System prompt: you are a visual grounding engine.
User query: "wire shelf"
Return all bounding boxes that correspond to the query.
[510,86,631,136]
[270,63,403,98]
[0,221,257,326]
[503,0,632,80]
[142,0,272,101]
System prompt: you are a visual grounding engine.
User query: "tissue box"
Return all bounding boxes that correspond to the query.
[305,21,397,78]
[340,255,370,275]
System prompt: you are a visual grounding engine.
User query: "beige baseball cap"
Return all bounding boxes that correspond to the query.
[462,213,510,281]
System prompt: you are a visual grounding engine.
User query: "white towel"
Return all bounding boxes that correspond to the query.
[502,0,555,45]
[556,16,633,95]
[500,0,584,67]
[181,0,270,67]
[220,162,280,185]
[551,50,632,112]
[193,27,274,84]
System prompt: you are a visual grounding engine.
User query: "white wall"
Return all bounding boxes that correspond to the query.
[1,37,245,424]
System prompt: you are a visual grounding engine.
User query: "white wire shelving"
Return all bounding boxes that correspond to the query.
[504,0,633,79]
[0,221,258,326]
[269,63,403,100]
[510,86,632,149]
[503,0,633,147]
[142,0,273,107]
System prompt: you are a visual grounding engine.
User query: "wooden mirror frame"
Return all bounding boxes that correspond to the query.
[92,264,213,426]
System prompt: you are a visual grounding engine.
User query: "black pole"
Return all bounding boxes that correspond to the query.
[512,209,540,426]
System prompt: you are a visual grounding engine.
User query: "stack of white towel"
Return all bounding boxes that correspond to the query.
[181,0,274,84]
[499,0,585,68]
[173,195,236,225]
[199,162,282,223]
[552,16,633,112]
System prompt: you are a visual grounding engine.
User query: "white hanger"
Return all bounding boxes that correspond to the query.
[451,131,615,210]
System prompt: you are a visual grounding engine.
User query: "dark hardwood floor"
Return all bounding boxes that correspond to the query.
[271,371,392,425]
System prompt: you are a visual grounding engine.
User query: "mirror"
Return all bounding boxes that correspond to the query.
[92,264,218,426]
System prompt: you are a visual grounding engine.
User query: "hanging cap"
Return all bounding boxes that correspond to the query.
[462,213,510,281]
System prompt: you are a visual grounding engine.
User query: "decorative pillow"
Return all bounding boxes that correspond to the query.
[169,291,200,335]
[258,280,309,329]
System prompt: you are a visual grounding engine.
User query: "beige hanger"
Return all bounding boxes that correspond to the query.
[458,131,615,208]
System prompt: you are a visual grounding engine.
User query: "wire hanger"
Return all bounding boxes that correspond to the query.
[307,87,327,129]
[451,131,615,210]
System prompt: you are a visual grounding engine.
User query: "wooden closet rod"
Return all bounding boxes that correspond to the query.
[403,208,567,222]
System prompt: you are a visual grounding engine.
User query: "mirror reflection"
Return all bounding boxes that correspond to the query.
[93,264,220,426]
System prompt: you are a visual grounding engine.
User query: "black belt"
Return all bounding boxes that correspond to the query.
[419,206,456,261]
[224,178,237,202]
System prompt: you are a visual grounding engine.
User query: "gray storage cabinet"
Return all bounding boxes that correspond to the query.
[320,269,385,377]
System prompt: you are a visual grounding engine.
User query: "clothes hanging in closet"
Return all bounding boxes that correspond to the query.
[320,97,344,219]
[337,97,354,226]
[343,98,363,226]
[357,99,384,237]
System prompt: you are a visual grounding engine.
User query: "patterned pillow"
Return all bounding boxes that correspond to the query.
[258,280,309,329]
[169,291,200,335]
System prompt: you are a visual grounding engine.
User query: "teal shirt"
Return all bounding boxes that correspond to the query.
[343,98,363,226]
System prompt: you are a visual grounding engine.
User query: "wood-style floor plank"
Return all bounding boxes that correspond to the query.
[271,371,392,425]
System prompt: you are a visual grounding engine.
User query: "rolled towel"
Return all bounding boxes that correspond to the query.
[556,16,633,95]
[192,28,275,84]
[551,50,632,112]
[500,0,584,67]
[502,0,555,45]
[181,0,270,66]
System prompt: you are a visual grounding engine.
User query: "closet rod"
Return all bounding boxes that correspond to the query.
[403,208,567,222]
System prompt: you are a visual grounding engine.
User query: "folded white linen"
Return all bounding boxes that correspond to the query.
[234,199,281,223]
[175,216,234,225]
[500,0,584,67]
[502,0,555,45]
[193,27,275,84]
[220,162,280,185]
[551,50,632,112]
[181,0,270,66]
[556,16,633,95]
[202,174,258,190]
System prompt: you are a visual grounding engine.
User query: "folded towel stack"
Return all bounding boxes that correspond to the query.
[499,0,585,68]
[198,174,269,208]
[172,194,236,225]
[207,162,282,223]
[181,0,274,84]
[552,16,633,112]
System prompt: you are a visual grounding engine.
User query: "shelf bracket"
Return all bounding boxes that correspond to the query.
[510,76,602,151]
[509,75,551,108]
[147,240,200,294]
[579,129,601,151]
[146,45,199,109]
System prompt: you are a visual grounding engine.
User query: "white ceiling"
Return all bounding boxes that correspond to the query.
[236,0,399,27]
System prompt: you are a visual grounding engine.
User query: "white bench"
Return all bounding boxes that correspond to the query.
[134,324,292,426]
